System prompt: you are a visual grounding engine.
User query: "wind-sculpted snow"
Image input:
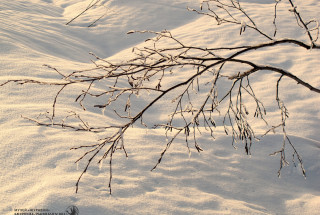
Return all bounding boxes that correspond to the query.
[0,0,320,215]
[0,0,199,62]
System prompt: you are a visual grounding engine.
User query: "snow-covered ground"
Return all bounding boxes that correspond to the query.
[1,0,320,214]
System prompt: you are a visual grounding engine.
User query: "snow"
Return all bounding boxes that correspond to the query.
[1,0,320,214]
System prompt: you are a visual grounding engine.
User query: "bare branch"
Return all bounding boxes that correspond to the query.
[1,0,319,193]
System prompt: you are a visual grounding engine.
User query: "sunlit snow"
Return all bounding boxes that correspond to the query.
[1,0,320,214]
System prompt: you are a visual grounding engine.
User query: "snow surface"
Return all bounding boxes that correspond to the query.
[1,0,320,214]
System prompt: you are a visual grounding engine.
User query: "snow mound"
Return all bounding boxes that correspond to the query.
[1,0,320,214]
